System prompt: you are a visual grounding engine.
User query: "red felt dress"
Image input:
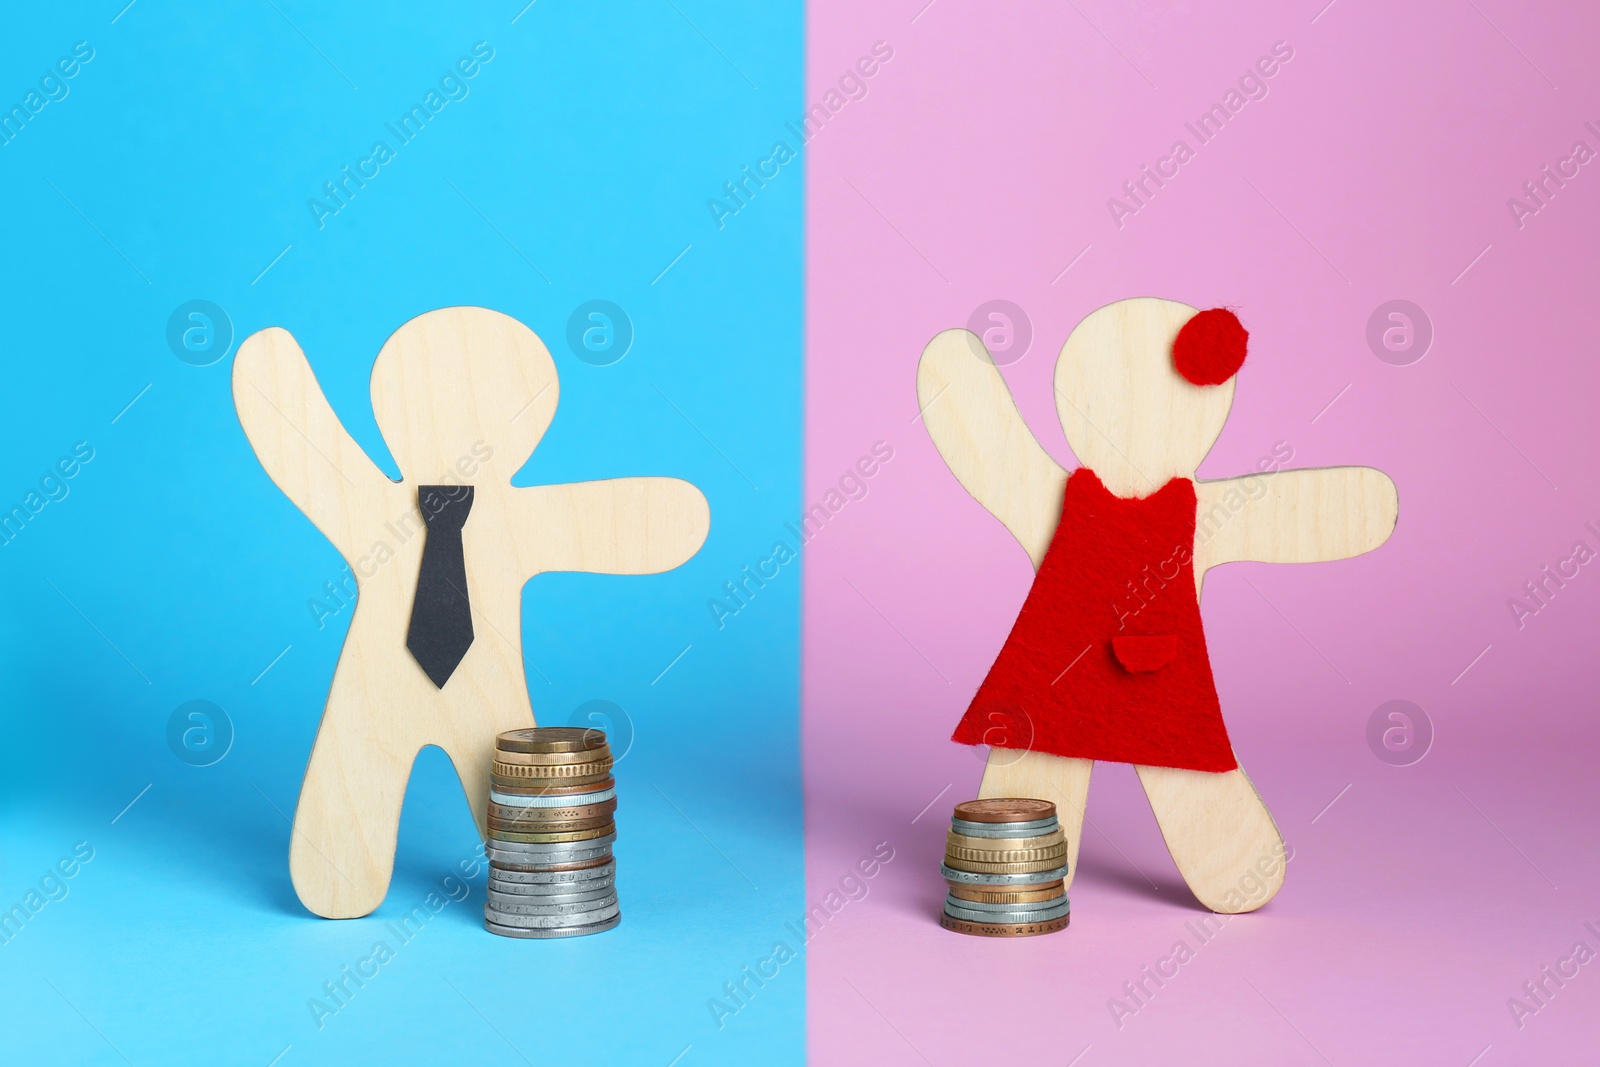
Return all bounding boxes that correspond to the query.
[952,467,1238,773]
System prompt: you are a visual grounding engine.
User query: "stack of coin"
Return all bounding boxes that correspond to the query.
[939,798,1071,937]
[485,727,619,939]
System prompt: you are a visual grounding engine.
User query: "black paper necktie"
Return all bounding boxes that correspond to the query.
[406,485,475,688]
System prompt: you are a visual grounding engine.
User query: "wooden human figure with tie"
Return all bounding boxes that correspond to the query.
[234,306,709,919]
[918,297,1397,913]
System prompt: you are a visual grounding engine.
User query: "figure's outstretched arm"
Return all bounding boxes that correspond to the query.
[918,329,1067,568]
[1193,465,1398,576]
[233,326,400,562]
[509,476,710,578]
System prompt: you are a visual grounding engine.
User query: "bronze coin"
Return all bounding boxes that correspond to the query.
[491,774,614,794]
[490,825,615,843]
[497,726,609,754]
[952,798,1057,824]
[487,799,617,823]
[938,911,1071,937]
[488,816,615,836]
[488,811,615,831]
[488,806,615,823]
[947,884,1065,904]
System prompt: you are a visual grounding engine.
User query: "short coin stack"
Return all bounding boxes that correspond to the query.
[485,726,620,939]
[939,798,1071,937]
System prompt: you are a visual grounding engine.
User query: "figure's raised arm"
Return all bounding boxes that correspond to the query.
[509,476,710,578]
[1193,465,1398,576]
[918,329,1067,568]
[233,326,399,562]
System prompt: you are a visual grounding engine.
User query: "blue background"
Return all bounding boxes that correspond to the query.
[0,2,803,1064]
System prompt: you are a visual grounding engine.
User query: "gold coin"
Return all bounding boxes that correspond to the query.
[942,854,1067,875]
[944,849,1065,868]
[946,831,1065,853]
[952,798,1057,824]
[938,911,1070,937]
[491,774,614,794]
[490,825,615,843]
[492,758,612,777]
[944,847,1065,865]
[490,770,614,787]
[944,842,1066,866]
[948,884,1065,904]
[493,747,613,766]
[497,727,609,754]
[493,759,613,779]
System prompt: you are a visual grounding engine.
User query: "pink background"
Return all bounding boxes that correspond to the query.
[804,1,1600,1063]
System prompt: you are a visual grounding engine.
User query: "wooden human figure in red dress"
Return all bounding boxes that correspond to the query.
[919,297,1397,913]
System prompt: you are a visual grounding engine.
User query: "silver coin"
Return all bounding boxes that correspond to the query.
[488,893,618,916]
[485,913,621,939]
[488,833,616,853]
[488,851,616,866]
[487,891,616,911]
[488,863,616,885]
[944,899,1072,924]
[943,905,1072,927]
[486,896,611,915]
[487,886,615,908]
[483,889,614,908]
[488,848,613,864]
[488,859,611,875]
[483,844,614,863]
[489,871,615,892]
[488,852,613,869]
[483,902,621,928]
[943,901,1072,925]
[489,885,615,902]
[487,844,614,864]
[950,816,1060,838]
[488,855,612,871]
[491,786,616,808]
[942,892,1065,913]
[941,862,1070,885]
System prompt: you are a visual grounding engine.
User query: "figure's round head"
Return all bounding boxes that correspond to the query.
[1053,298,1245,495]
[371,307,559,483]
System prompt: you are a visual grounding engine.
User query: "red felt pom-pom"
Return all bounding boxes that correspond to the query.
[1172,308,1248,386]
[1112,635,1178,673]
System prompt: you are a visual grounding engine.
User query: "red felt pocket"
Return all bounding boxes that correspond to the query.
[1112,635,1177,673]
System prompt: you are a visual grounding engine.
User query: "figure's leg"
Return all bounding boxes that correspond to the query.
[977,749,1093,890]
[289,667,415,919]
[440,703,537,842]
[1135,762,1286,913]
[451,735,494,843]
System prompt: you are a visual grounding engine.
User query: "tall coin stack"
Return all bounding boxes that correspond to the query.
[939,798,1071,937]
[485,727,620,939]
